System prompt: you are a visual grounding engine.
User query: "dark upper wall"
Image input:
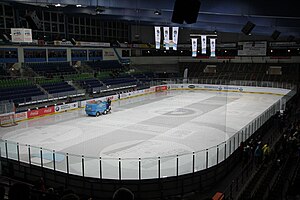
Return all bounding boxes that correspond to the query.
[1,0,300,37]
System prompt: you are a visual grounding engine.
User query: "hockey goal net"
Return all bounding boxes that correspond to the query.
[0,102,17,127]
[0,113,17,127]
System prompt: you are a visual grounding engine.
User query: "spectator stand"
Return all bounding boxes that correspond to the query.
[178,62,299,84]
[36,78,85,102]
[83,60,123,72]
[24,62,77,77]
[100,72,137,93]
[0,79,45,106]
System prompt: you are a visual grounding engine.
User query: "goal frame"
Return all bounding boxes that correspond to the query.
[0,113,17,127]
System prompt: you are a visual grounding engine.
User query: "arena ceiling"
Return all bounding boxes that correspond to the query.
[5,0,300,38]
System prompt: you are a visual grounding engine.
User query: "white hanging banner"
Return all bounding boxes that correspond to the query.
[154,26,161,49]
[210,38,216,57]
[201,35,207,54]
[191,38,198,57]
[172,27,179,50]
[163,27,170,50]
[23,29,33,43]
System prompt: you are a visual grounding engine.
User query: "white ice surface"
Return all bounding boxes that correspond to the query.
[0,90,286,179]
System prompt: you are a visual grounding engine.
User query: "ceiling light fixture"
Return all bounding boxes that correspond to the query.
[95,6,105,14]
[154,10,161,15]
[55,3,61,7]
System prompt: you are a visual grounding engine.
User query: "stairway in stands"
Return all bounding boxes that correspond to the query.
[267,155,297,200]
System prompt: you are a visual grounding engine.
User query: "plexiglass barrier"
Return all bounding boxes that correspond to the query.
[0,80,296,180]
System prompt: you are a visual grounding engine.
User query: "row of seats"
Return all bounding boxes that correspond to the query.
[85,60,123,71]
[78,78,103,89]
[134,72,155,83]
[102,78,137,86]
[27,62,77,75]
[0,79,34,89]
[41,82,76,94]
[0,85,44,104]
[180,62,299,82]
[64,73,94,81]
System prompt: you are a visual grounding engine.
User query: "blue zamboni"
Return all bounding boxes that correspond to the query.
[85,99,111,117]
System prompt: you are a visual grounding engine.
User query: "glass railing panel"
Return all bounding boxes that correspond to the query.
[140,157,158,179]
[42,148,54,170]
[208,147,217,168]
[178,153,193,175]
[160,156,176,178]
[84,156,100,178]
[195,150,206,172]
[68,153,83,176]
[7,141,18,161]
[18,143,29,163]
[102,158,119,179]
[121,158,139,180]
[30,145,42,167]
[218,143,226,163]
[55,151,67,173]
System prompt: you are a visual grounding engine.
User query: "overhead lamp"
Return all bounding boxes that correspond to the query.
[55,3,61,7]
[154,10,161,15]
[271,30,281,40]
[241,21,255,35]
[95,6,105,14]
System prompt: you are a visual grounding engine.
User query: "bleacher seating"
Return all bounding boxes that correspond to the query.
[37,77,62,85]
[96,71,112,79]
[64,73,94,81]
[77,78,103,93]
[85,60,123,71]
[40,82,76,94]
[102,74,137,86]
[132,73,154,83]
[0,79,33,88]
[0,64,8,77]
[26,62,76,76]
[0,85,44,104]
[179,62,298,83]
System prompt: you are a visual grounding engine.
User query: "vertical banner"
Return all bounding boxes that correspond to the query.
[210,38,216,57]
[172,27,179,50]
[191,38,198,57]
[23,29,33,43]
[201,35,207,54]
[154,26,161,49]
[163,27,170,50]
[11,28,24,42]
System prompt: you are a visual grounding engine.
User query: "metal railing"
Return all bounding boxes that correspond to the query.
[18,89,86,106]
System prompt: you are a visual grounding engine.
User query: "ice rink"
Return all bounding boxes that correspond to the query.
[0,90,285,179]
